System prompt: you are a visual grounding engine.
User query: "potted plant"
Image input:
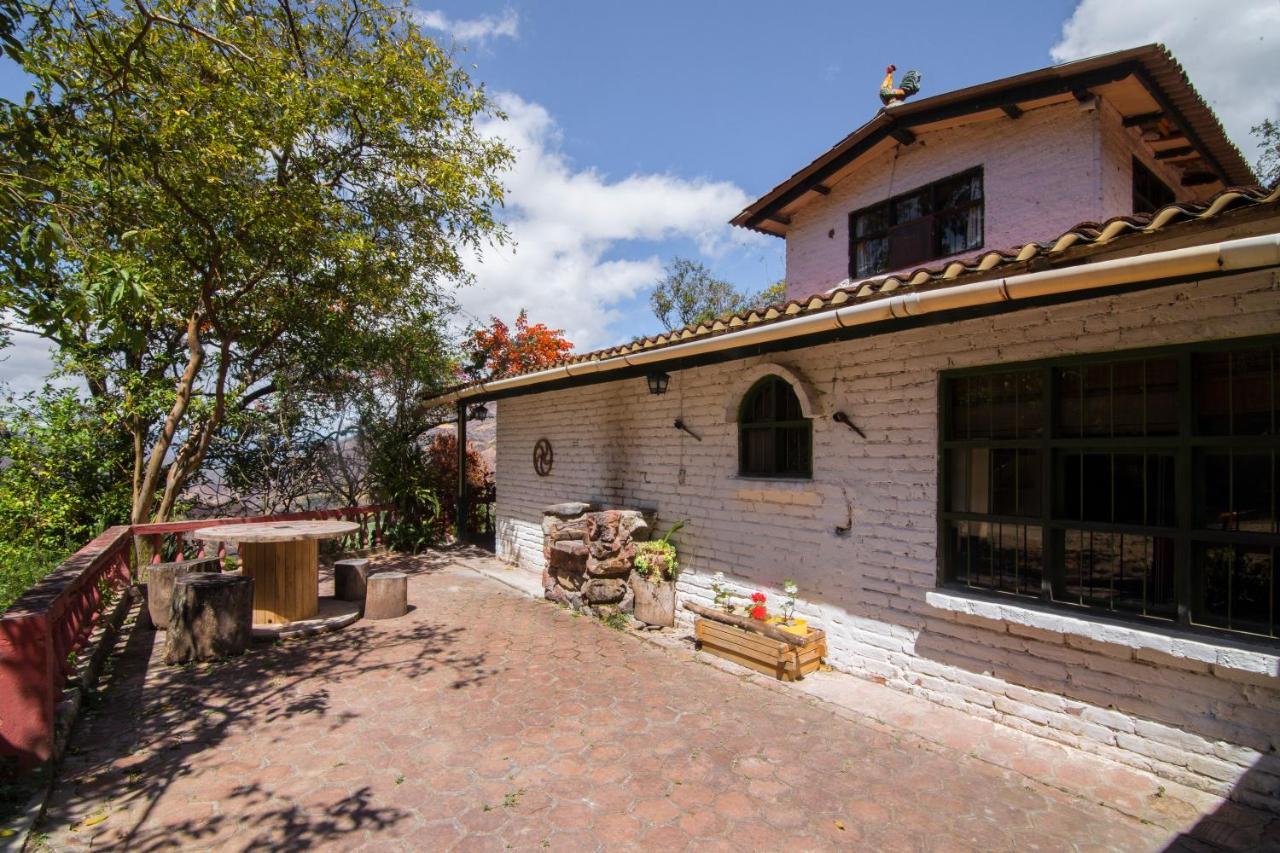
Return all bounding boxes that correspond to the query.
[685,579,826,682]
[765,579,808,637]
[630,521,684,627]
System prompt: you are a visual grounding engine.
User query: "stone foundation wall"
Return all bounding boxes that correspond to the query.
[494,269,1280,811]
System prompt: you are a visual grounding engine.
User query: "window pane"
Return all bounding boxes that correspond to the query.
[1145,358,1179,435]
[1198,451,1276,533]
[855,237,888,278]
[947,520,1041,597]
[1060,452,1113,523]
[1195,544,1276,638]
[1235,453,1274,534]
[1083,365,1110,437]
[936,171,982,208]
[1233,347,1274,436]
[855,204,889,237]
[774,378,803,421]
[1017,371,1044,438]
[937,205,983,256]
[1061,530,1175,619]
[893,189,930,223]
[948,377,971,440]
[1111,453,1175,527]
[947,448,984,513]
[1057,367,1083,438]
[1194,351,1231,435]
[776,425,811,477]
[740,427,772,475]
[971,375,992,440]
[989,372,1020,439]
[1111,360,1146,437]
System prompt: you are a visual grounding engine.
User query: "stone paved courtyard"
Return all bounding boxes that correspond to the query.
[31,551,1280,851]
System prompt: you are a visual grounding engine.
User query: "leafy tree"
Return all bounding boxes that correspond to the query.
[1253,119,1280,188]
[463,310,573,382]
[0,386,133,608]
[0,0,511,525]
[649,258,788,330]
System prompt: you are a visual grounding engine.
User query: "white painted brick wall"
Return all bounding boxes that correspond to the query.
[494,270,1280,810]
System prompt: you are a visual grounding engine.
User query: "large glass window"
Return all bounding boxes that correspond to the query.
[940,338,1280,642]
[739,376,812,479]
[849,168,984,279]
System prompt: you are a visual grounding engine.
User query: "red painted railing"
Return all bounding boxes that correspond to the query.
[0,504,391,769]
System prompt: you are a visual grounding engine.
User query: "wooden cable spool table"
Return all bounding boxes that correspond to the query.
[190,520,359,625]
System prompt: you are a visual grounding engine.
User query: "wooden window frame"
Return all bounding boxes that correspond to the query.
[738,376,813,480]
[938,334,1280,645]
[848,166,984,280]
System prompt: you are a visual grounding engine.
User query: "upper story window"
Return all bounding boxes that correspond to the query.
[1132,157,1175,214]
[849,167,984,280]
[940,337,1280,643]
[739,376,812,479]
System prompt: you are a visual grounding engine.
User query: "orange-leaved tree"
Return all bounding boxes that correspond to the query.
[464,310,573,381]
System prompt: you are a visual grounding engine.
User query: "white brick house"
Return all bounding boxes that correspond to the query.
[428,46,1280,810]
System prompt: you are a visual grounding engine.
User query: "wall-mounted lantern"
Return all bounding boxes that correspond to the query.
[646,371,671,396]
[468,403,489,421]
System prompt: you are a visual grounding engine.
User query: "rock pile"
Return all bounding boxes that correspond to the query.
[541,502,652,617]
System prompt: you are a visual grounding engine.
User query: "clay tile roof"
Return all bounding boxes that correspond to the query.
[550,185,1280,370]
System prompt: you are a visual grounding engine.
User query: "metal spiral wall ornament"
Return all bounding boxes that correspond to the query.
[533,438,554,477]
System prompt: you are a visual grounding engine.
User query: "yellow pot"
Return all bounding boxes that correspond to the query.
[766,616,809,637]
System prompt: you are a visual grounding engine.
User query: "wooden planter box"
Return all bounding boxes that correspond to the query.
[694,618,826,681]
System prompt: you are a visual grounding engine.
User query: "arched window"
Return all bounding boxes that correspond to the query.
[738,376,812,478]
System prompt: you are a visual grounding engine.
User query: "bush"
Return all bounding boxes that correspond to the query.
[0,387,132,610]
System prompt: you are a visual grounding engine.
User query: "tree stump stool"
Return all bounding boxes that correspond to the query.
[364,572,408,620]
[145,556,223,630]
[334,558,372,604]
[165,574,254,664]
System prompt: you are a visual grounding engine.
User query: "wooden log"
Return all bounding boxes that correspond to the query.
[683,601,813,647]
[334,558,371,603]
[365,572,407,620]
[144,556,223,630]
[164,573,253,664]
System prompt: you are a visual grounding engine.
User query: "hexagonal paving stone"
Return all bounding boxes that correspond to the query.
[29,552,1275,851]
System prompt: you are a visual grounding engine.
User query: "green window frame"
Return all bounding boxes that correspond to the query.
[938,335,1280,643]
[738,376,812,479]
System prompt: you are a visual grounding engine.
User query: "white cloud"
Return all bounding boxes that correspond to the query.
[1051,0,1280,165]
[0,330,62,395]
[457,93,756,350]
[413,7,519,43]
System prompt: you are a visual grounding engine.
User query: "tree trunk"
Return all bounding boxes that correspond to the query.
[164,573,253,664]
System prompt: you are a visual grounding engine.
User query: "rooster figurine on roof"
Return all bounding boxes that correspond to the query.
[879,65,922,107]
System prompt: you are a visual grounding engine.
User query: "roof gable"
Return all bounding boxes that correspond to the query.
[732,45,1256,237]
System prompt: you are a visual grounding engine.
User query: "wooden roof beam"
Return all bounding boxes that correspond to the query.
[889,126,917,145]
[812,184,831,195]
[1154,145,1196,160]
[765,212,792,226]
[1000,103,1023,119]
[1181,171,1218,187]
[1123,110,1164,127]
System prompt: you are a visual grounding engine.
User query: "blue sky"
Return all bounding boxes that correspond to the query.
[1,0,1277,388]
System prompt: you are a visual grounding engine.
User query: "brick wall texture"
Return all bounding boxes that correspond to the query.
[494,270,1280,810]
[783,99,1195,302]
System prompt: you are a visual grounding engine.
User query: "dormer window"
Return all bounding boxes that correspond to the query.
[849,167,984,279]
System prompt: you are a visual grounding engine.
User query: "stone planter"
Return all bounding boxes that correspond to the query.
[630,573,676,627]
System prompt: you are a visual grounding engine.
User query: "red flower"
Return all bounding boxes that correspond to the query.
[750,605,767,620]
[750,592,766,604]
